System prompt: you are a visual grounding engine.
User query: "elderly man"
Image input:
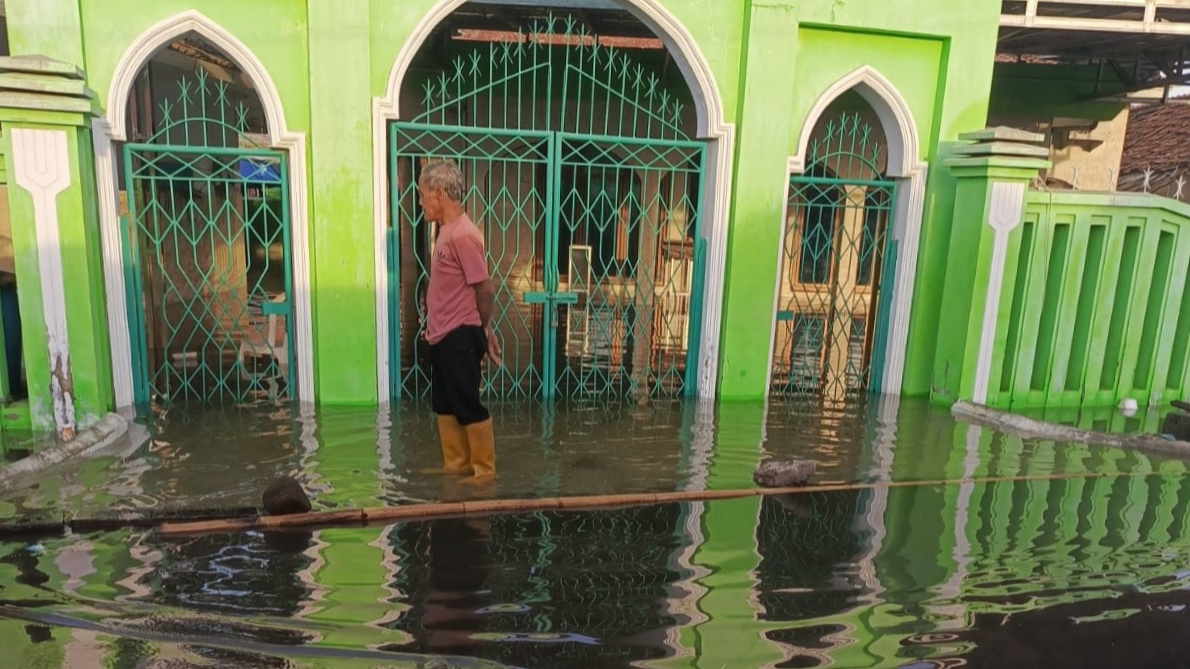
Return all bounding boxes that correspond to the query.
[418,160,502,483]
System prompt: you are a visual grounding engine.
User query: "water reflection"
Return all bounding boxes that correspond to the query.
[1,397,1177,524]
[1,464,1188,668]
[1,398,1188,667]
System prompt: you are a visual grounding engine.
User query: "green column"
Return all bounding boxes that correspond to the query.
[307,406,390,509]
[688,402,784,668]
[296,407,411,650]
[930,128,1050,407]
[306,0,379,404]
[0,56,112,437]
[5,0,85,69]
[304,526,411,653]
[717,5,801,399]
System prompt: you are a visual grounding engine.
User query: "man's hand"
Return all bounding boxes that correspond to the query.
[484,324,503,367]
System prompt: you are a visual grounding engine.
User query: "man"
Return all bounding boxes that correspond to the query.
[419,160,502,484]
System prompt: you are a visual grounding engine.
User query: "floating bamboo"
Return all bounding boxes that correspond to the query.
[156,470,1141,537]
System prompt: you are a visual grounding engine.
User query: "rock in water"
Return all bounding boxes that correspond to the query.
[753,459,816,488]
[262,476,312,516]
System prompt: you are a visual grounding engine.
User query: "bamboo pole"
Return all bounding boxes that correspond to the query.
[156,469,1146,537]
[952,400,1190,457]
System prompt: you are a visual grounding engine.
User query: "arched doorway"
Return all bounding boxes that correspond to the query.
[388,8,707,401]
[771,94,898,402]
[119,34,296,405]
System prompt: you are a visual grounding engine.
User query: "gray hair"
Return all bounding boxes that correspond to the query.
[419,160,465,202]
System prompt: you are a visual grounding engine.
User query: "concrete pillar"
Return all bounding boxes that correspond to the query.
[931,127,1050,407]
[306,0,378,404]
[716,5,802,399]
[0,56,112,438]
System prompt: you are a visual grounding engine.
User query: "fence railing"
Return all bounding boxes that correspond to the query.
[987,189,1190,409]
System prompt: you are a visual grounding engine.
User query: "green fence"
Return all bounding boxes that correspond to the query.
[988,190,1190,409]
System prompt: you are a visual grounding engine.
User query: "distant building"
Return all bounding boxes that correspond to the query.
[1120,102,1190,200]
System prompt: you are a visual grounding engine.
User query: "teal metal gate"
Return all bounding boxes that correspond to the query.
[122,68,295,405]
[389,15,708,401]
[772,112,898,401]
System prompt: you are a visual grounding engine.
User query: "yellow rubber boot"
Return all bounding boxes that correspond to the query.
[425,414,472,475]
[459,418,496,484]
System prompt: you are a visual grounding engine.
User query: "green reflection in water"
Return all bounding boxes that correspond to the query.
[1,467,1189,667]
[2,399,1190,667]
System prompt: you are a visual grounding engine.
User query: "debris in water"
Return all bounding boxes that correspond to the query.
[262,476,312,515]
[753,459,816,488]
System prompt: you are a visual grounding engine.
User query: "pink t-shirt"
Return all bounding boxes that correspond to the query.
[426,214,490,345]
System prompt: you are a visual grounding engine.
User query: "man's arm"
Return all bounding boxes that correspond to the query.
[458,234,496,329]
[475,278,496,329]
[458,234,504,366]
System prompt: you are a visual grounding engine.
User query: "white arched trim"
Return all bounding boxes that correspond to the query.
[372,0,736,401]
[93,10,314,405]
[768,65,929,397]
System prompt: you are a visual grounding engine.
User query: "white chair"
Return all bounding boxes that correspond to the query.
[239,292,289,391]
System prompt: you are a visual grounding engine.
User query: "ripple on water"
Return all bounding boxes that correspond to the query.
[2,400,1190,667]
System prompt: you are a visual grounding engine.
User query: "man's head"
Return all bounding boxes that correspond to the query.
[418,160,465,223]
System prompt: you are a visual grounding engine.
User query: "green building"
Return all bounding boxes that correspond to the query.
[0,0,1187,436]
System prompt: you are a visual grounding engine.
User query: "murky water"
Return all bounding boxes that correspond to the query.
[4,479,1190,668]
[0,397,1186,667]
[0,398,1174,524]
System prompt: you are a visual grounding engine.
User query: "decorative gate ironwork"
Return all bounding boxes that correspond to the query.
[772,112,897,401]
[389,14,707,401]
[122,68,294,404]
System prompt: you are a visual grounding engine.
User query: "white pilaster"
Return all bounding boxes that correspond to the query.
[11,127,76,437]
[972,181,1027,404]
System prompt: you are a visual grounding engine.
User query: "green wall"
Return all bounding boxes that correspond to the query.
[717,0,1002,399]
[5,0,1009,405]
[308,0,378,404]
[77,0,313,133]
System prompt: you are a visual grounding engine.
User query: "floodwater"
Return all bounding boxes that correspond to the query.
[1,397,1188,667]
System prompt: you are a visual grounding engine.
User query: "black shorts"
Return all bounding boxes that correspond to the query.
[430,325,490,425]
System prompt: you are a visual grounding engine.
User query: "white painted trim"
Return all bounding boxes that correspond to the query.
[883,166,928,394]
[373,0,734,401]
[788,67,921,179]
[683,398,716,492]
[100,10,315,404]
[930,423,981,628]
[769,66,929,397]
[765,163,797,398]
[972,181,1027,404]
[90,119,134,408]
[854,394,897,603]
[11,128,76,435]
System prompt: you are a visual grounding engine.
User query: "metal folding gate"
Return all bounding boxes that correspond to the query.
[122,68,295,405]
[389,15,708,401]
[772,112,898,401]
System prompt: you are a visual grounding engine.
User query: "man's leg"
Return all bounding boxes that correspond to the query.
[428,338,472,475]
[451,327,495,484]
